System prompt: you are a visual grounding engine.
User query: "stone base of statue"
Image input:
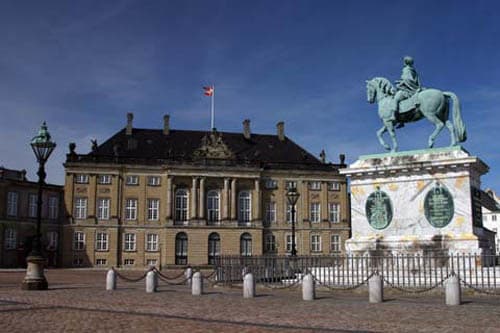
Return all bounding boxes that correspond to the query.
[21,255,48,290]
[340,146,496,257]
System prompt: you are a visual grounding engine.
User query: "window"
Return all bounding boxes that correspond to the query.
[309,181,321,190]
[329,203,340,223]
[98,174,111,184]
[46,231,58,249]
[265,234,276,253]
[328,182,340,191]
[331,234,341,253]
[285,234,297,253]
[286,203,297,223]
[208,233,221,265]
[124,233,136,251]
[95,232,109,251]
[48,196,59,219]
[7,192,18,216]
[175,189,188,222]
[125,199,138,220]
[311,234,322,252]
[147,176,161,186]
[97,198,110,220]
[240,233,252,256]
[207,190,220,222]
[146,233,159,251]
[310,203,321,222]
[493,215,498,222]
[4,229,16,250]
[75,174,89,184]
[96,259,107,266]
[146,259,157,267]
[265,201,276,224]
[285,180,297,190]
[28,194,37,218]
[238,191,251,223]
[126,175,139,185]
[175,232,188,265]
[73,232,85,251]
[147,199,160,221]
[264,179,278,189]
[124,259,135,266]
[74,197,88,219]
[73,257,83,267]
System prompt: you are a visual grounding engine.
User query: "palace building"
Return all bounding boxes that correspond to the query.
[0,167,63,267]
[62,114,350,268]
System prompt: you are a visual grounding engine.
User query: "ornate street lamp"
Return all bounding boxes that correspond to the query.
[22,122,56,290]
[286,187,300,257]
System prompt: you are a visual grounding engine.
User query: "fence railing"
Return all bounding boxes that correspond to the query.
[214,254,500,290]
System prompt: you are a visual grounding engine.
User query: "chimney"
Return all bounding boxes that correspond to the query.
[242,119,251,139]
[126,113,134,136]
[163,114,170,135]
[276,121,285,141]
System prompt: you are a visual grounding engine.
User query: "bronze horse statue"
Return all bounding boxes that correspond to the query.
[366,77,466,152]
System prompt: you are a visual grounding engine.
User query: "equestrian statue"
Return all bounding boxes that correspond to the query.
[366,56,466,152]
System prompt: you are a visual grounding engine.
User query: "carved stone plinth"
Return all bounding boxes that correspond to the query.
[340,147,495,256]
[21,255,48,290]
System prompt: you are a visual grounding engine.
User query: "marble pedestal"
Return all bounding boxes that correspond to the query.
[21,255,48,290]
[340,147,494,256]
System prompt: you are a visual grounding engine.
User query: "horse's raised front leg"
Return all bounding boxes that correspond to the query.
[377,125,390,151]
[385,121,398,152]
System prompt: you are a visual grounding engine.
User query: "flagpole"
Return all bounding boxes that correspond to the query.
[211,85,215,130]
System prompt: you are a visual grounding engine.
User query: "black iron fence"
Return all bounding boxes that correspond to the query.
[214,254,500,290]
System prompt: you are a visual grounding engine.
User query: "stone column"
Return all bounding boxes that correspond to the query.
[199,178,206,219]
[230,179,237,220]
[253,179,261,221]
[166,176,173,219]
[191,178,198,219]
[223,178,230,220]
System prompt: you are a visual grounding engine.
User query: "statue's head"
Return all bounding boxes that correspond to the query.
[403,56,414,66]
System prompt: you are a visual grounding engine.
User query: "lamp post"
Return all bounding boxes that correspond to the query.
[286,187,300,257]
[22,122,56,290]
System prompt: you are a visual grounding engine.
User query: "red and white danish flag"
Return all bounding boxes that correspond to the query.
[203,86,214,96]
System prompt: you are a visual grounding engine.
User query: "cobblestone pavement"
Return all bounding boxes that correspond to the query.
[1,269,500,333]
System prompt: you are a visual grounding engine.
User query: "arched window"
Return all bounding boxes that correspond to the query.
[208,232,220,265]
[238,191,251,223]
[175,232,188,265]
[240,233,252,256]
[207,190,220,223]
[175,189,188,222]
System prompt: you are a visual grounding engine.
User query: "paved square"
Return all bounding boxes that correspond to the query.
[1,270,499,332]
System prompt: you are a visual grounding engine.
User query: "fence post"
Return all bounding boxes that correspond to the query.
[106,269,116,291]
[445,274,461,306]
[192,271,203,296]
[243,273,256,298]
[146,270,157,293]
[369,273,383,303]
[302,273,315,301]
[185,267,193,287]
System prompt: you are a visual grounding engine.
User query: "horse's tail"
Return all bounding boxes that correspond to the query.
[443,91,467,143]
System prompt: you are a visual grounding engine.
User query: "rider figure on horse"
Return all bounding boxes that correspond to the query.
[390,56,422,128]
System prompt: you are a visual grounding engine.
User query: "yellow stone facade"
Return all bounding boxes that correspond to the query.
[61,115,350,268]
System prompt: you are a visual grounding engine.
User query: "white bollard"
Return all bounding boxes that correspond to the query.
[302,273,315,301]
[185,267,193,287]
[243,273,256,298]
[445,274,461,306]
[369,273,383,303]
[192,271,203,296]
[106,269,116,291]
[146,270,157,293]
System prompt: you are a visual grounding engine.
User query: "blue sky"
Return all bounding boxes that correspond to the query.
[1,0,499,191]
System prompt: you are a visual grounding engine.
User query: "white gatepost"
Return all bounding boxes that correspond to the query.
[106,269,116,291]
